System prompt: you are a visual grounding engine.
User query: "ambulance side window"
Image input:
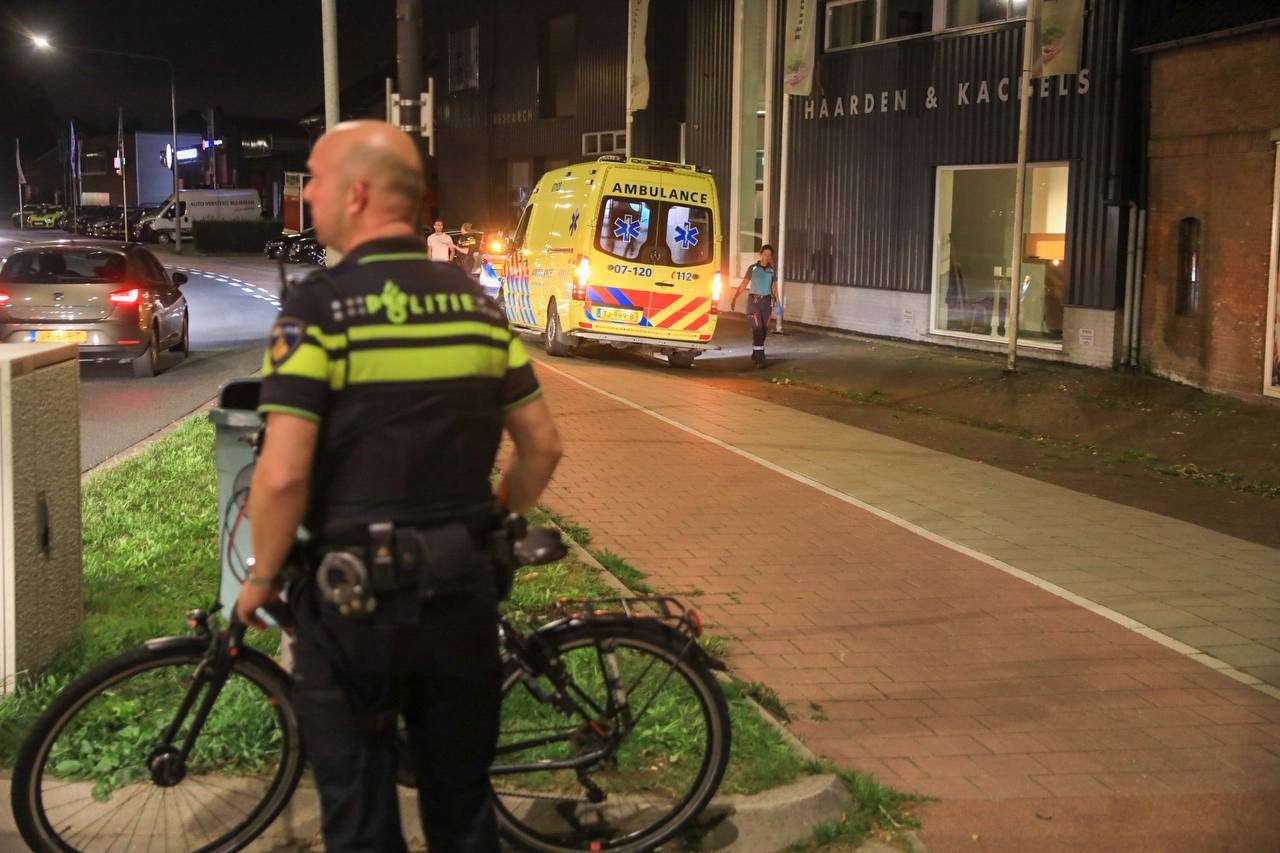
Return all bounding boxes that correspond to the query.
[511,204,534,249]
[596,197,653,261]
[664,205,712,267]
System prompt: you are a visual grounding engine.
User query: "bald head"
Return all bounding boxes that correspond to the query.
[303,120,424,252]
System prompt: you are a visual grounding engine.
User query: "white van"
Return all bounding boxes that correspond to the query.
[138,189,262,243]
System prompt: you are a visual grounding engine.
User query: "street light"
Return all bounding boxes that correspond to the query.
[30,36,183,254]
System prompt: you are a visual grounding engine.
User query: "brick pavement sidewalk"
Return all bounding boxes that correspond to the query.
[529,354,1280,851]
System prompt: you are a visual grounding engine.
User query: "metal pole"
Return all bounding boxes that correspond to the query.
[776,94,791,334]
[119,108,129,240]
[625,0,633,158]
[322,0,341,131]
[1006,0,1038,371]
[15,140,23,230]
[170,62,181,255]
[396,0,426,226]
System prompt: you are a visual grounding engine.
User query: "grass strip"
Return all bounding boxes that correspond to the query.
[0,416,809,800]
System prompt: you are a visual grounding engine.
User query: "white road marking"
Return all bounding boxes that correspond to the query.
[537,359,1280,704]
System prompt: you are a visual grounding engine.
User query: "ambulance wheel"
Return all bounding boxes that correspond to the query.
[668,350,696,369]
[544,300,574,357]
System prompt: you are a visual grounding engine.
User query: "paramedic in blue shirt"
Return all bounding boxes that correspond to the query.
[730,244,778,367]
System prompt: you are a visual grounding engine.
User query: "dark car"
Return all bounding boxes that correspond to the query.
[265,227,316,260]
[0,241,190,377]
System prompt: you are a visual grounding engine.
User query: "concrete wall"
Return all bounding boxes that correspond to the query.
[1141,28,1280,398]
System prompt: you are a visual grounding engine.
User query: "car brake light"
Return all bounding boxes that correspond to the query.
[109,287,141,305]
[710,272,722,315]
[0,292,10,305]
[572,255,590,301]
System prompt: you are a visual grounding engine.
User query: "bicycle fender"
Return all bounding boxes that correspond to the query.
[535,617,727,671]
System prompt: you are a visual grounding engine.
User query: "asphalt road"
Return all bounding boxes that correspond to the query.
[0,227,281,470]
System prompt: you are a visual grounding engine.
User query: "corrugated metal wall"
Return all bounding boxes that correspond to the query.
[783,0,1135,310]
[684,0,735,216]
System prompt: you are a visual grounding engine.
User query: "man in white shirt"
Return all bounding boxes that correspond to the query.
[426,220,456,263]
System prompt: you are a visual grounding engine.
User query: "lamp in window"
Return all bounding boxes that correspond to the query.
[1024,232,1066,265]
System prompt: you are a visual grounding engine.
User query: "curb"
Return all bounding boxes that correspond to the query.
[81,396,222,483]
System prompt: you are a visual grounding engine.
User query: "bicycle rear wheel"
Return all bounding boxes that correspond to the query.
[10,638,304,853]
[494,621,731,852]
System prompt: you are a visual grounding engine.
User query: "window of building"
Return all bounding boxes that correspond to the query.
[1177,217,1201,315]
[933,163,1069,344]
[825,0,932,51]
[582,130,625,156]
[448,25,480,92]
[538,14,577,119]
[81,153,107,176]
[947,0,1027,28]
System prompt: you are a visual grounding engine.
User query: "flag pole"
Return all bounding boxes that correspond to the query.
[1006,0,1039,372]
[625,0,633,158]
[15,139,24,230]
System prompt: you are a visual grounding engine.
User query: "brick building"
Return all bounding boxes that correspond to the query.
[1136,3,1280,400]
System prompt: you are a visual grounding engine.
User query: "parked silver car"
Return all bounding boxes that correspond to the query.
[0,242,190,377]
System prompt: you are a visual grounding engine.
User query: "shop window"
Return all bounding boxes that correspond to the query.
[826,0,931,50]
[1177,217,1201,315]
[947,0,1027,28]
[933,164,1068,344]
[538,13,577,119]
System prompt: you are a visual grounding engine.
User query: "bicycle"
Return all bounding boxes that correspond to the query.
[10,525,732,853]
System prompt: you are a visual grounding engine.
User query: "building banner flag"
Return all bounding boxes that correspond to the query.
[629,0,651,112]
[1033,0,1087,78]
[15,139,26,185]
[783,0,817,97]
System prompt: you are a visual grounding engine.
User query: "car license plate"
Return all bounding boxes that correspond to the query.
[30,330,89,344]
[593,306,640,324]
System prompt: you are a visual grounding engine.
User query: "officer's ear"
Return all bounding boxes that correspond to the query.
[346,178,370,217]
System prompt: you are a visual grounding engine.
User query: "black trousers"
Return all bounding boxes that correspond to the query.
[290,577,502,852]
[748,294,772,356]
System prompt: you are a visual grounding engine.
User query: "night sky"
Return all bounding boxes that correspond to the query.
[2,0,398,207]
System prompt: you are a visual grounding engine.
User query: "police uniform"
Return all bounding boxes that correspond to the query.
[744,261,776,366]
[258,235,540,851]
[456,230,480,274]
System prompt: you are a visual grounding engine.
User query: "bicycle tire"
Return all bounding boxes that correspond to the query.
[493,620,731,852]
[10,638,304,853]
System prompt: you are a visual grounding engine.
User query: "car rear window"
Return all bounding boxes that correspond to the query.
[0,250,128,283]
[596,197,712,268]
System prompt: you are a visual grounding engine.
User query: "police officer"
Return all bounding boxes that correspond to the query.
[235,120,562,851]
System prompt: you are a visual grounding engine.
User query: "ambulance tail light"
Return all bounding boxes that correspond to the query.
[710,272,722,315]
[572,255,590,301]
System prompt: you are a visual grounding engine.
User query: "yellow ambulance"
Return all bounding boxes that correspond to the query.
[501,156,722,367]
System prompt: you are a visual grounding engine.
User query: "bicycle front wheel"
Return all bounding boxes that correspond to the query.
[10,638,304,853]
[494,621,731,852]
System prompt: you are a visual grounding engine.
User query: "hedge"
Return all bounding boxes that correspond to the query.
[192,219,283,253]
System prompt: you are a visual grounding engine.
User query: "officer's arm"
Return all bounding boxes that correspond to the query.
[247,413,320,584]
[499,396,562,515]
[731,268,751,309]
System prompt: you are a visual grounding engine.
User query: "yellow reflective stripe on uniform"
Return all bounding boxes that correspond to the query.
[307,326,348,350]
[504,387,543,411]
[347,345,508,383]
[259,404,323,424]
[263,341,329,381]
[508,335,531,370]
[347,321,511,344]
[357,252,431,264]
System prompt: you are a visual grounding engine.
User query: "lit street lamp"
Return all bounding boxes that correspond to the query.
[30,35,183,254]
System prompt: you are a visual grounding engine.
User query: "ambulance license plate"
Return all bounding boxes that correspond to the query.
[594,307,640,324]
[30,330,89,343]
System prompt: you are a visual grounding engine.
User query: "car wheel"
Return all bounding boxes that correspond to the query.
[156,232,172,245]
[544,300,573,357]
[168,311,190,357]
[668,350,696,369]
[132,326,163,378]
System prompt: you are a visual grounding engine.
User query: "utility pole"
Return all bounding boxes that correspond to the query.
[321,0,340,131]
[396,0,428,225]
[1006,0,1039,372]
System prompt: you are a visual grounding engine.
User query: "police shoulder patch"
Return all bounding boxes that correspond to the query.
[269,317,307,367]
